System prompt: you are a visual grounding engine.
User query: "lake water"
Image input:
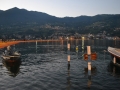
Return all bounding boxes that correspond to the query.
[0,39,120,90]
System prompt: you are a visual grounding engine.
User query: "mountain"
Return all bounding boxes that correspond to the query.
[0,7,120,36]
[0,10,3,13]
[0,7,58,24]
[1,7,120,24]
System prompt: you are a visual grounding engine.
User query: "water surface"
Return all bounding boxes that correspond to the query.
[0,39,120,90]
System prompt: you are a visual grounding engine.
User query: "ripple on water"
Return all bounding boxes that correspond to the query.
[0,41,120,90]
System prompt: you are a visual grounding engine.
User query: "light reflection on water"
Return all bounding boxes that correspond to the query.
[0,39,120,90]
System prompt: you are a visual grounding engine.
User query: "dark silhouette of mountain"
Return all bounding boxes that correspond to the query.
[0,7,120,36]
[0,10,3,13]
[0,7,58,24]
[0,7,120,24]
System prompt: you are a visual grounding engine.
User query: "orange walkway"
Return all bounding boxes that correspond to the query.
[0,39,78,49]
[0,40,63,49]
[0,41,20,49]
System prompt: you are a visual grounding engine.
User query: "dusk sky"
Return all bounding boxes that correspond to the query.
[0,0,120,17]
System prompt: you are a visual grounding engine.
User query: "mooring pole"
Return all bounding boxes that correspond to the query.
[76,46,78,53]
[83,46,97,88]
[113,57,116,64]
[67,42,70,70]
[82,37,84,50]
[67,54,70,70]
[87,46,91,76]
[67,43,70,51]
[36,40,37,53]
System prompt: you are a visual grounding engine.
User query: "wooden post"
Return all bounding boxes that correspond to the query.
[76,46,78,53]
[88,61,91,76]
[36,41,37,47]
[68,55,70,70]
[87,76,92,88]
[67,43,70,50]
[36,41,37,53]
[87,46,91,55]
[87,46,91,76]
[68,55,70,64]
[82,37,84,50]
[113,57,116,64]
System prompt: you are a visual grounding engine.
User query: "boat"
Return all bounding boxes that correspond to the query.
[1,46,21,61]
[1,51,21,60]
[2,58,21,77]
[108,47,120,66]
